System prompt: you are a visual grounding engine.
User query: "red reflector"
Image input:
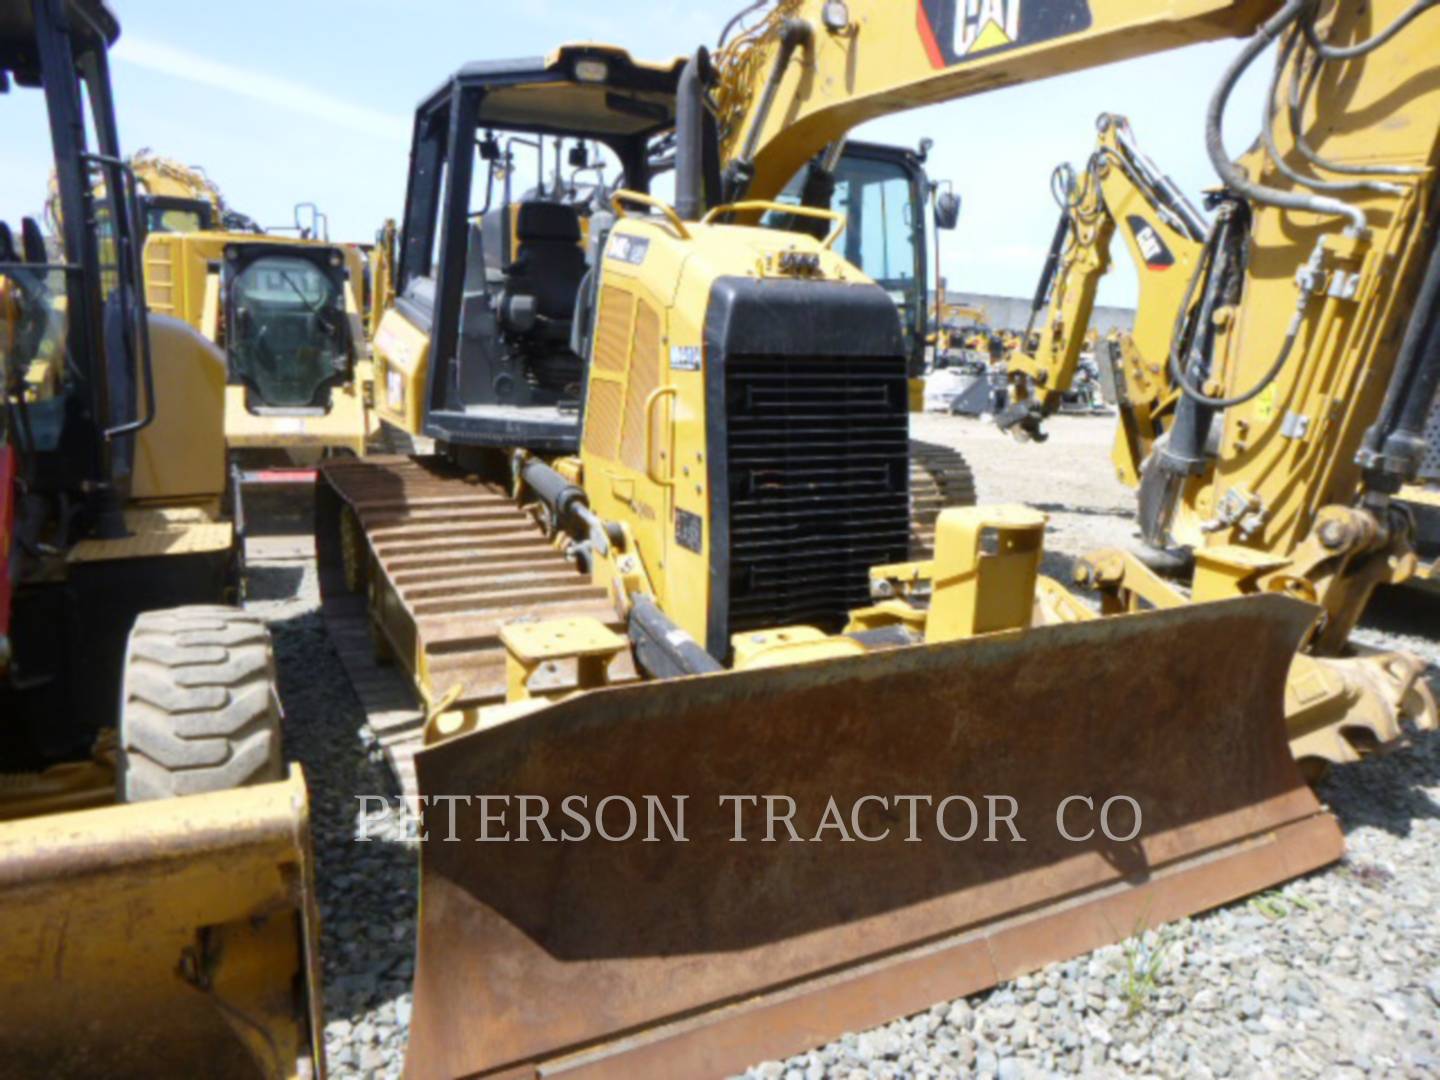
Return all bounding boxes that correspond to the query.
[242,469,319,485]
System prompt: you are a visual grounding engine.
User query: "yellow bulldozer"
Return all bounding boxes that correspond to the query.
[1,2,321,1075]
[304,1,1440,1074]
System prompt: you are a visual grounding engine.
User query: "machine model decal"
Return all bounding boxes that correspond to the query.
[1126,214,1176,270]
[917,0,1093,68]
[675,507,704,554]
[608,234,651,266]
[670,346,702,371]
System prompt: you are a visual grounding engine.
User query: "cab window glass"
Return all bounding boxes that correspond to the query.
[764,154,921,335]
[145,207,205,235]
[228,255,349,409]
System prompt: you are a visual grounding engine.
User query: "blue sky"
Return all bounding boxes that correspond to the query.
[2,1,1271,306]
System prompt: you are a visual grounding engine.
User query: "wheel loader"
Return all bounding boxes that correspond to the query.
[1,2,321,1075]
[304,1,1440,1071]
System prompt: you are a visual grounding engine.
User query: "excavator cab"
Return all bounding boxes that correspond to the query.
[371,46,686,451]
[765,139,937,380]
[138,193,214,239]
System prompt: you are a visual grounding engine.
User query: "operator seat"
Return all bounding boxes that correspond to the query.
[501,201,586,337]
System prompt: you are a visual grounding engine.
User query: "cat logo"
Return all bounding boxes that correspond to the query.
[955,0,1020,56]
[1126,214,1176,271]
[918,0,1092,68]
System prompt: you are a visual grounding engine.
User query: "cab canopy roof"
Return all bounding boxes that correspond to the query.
[424,44,687,140]
[0,0,118,85]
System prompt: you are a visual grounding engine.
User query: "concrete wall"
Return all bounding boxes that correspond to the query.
[938,290,1136,336]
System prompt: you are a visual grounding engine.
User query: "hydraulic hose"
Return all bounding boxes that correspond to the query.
[1301,0,1439,59]
[1170,302,1304,409]
[725,18,814,202]
[1261,29,1404,197]
[1205,0,1368,234]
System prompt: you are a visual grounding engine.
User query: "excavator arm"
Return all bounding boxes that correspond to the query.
[997,113,1210,463]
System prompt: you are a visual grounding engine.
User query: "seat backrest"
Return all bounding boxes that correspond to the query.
[510,201,586,321]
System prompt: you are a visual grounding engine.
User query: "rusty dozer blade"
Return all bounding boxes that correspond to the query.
[0,768,324,1080]
[408,594,1343,1079]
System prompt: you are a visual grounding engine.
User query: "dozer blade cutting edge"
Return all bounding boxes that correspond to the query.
[406,593,1342,1079]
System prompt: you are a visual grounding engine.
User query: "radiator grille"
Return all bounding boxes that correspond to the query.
[724,353,910,636]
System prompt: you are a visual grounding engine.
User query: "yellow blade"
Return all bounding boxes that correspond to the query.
[0,769,323,1080]
[408,593,1341,1079]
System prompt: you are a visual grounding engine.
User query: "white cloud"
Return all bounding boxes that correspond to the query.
[111,35,411,143]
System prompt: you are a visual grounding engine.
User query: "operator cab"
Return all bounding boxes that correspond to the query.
[763,141,939,379]
[137,195,212,240]
[385,46,685,452]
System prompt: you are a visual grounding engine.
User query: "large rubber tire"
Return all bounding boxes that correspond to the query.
[118,605,284,802]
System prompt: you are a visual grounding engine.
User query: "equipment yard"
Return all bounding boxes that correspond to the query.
[7,1,1440,1076]
[247,413,1440,1080]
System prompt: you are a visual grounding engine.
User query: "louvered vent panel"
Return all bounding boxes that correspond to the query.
[593,285,633,374]
[620,300,661,473]
[584,379,624,459]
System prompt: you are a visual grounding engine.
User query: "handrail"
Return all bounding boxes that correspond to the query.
[702,201,846,249]
[609,191,691,240]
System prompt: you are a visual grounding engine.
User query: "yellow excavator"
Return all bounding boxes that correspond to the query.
[45,146,263,238]
[1001,34,1438,768]
[315,2,1436,1075]
[1012,111,1440,595]
[1,3,321,1075]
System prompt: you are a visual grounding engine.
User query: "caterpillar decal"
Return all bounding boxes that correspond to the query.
[1126,214,1177,270]
[917,0,1094,68]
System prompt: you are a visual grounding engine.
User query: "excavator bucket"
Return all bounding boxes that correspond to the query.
[407,594,1342,1079]
[0,769,324,1079]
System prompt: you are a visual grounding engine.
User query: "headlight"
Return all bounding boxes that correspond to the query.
[574,59,609,84]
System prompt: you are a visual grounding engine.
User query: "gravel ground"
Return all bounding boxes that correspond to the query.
[244,413,1440,1079]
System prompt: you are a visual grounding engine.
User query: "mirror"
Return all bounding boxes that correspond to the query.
[934,187,961,231]
[479,134,500,161]
[567,143,589,168]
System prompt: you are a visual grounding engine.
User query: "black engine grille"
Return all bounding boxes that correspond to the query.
[723,353,911,636]
[1422,396,1440,481]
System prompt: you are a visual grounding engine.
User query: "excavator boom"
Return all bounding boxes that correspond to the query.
[720,0,1279,202]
